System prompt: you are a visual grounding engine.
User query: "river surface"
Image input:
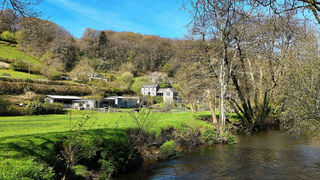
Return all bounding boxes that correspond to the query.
[115,129,320,180]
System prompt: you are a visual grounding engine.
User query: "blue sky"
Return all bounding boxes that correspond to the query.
[39,0,191,39]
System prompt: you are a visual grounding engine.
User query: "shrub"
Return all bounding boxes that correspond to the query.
[70,165,89,179]
[24,78,33,83]
[0,98,10,112]
[48,68,61,80]
[10,59,28,71]
[27,101,45,115]
[120,72,134,84]
[1,31,15,41]
[43,102,64,114]
[202,129,216,145]
[159,141,178,159]
[226,134,237,144]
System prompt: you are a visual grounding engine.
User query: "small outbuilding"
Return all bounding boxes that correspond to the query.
[45,95,82,108]
[102,96,140,108]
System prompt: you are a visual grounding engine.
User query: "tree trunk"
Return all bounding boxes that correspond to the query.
[207,90,218,124]
[189,102,196,113]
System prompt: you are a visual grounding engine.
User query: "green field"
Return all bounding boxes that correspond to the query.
[0,111,213,138]
[0,111,215,179]
[0,69,45,79]
[0,42,41,65]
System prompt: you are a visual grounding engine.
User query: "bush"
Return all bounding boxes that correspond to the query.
[28,101,64,115]
[27,101,45,115]
[70,165,89,179]
[24,78,33,83]
[159,141,178,159]
[202,129,216,145]
[10,59,28,71]
[48,68,61,80]
[120,72,134,83]
[226,134,237,144]
[0,98,10,112]
[43,102,64,114]
[1,31,15,41]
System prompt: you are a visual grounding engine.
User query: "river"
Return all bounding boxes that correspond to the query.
[115,129,320,180]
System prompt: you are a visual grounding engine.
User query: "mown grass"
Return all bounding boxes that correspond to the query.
[0,42,41,65]
[0,111,214,138]
[0,111,215,179]
[0,69,45,79]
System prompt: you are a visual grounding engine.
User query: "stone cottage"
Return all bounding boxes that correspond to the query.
[141,84,160,96]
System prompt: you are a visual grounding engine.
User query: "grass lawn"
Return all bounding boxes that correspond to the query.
[0,69,46,79]
[0,42,41,65]
[0,111,214,138]
[0,111,215,179]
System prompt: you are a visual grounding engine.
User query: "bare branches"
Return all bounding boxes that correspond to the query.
[0,0,43,17]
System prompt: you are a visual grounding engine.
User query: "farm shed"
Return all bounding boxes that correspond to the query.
[102,96,139,108]
[45,95,82,108]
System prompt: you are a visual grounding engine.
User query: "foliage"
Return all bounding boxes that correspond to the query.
[60,114,100,180]
[0,31,15,41]
[27,101,64,115]
[159,140,178,159]
[226,134,237,145]
[10,58,28,71]
[48,68,61,80]
[43,102,64,114]
[70,165,89,179]
[162,62,174,77]
[0,98,10,113]
[120,71,134,84]
[27,101,45,115]
[130,77,151,93]
[201,129,216,145]
[24,77,33,83]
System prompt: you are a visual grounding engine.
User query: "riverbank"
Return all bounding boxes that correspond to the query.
[114,129,320,180]
[0,110,228,179]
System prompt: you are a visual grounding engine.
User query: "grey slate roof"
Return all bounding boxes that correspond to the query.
[141,84,158,88]
[157,88,177,93]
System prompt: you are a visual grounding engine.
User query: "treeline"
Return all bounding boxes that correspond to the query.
[0,8,179,78]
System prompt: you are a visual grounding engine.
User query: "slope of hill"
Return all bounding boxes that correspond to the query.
[0,41,41,65]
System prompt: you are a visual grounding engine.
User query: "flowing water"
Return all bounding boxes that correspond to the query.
[115,129,320,180]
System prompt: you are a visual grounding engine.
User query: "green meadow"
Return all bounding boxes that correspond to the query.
[0,69,45,79]
[0,42,41,65]
[0,111,215,179]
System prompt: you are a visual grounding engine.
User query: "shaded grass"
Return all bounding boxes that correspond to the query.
[0,69,45,79]
[0,42,41,65]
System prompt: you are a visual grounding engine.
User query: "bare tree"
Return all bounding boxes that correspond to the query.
[0,0,43,17]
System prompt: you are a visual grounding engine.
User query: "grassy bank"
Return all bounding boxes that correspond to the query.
[0,42,41,65]
[0,69,45,79]
[0,111,216,179]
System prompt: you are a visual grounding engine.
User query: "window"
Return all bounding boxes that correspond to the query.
[166,92,170,96]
